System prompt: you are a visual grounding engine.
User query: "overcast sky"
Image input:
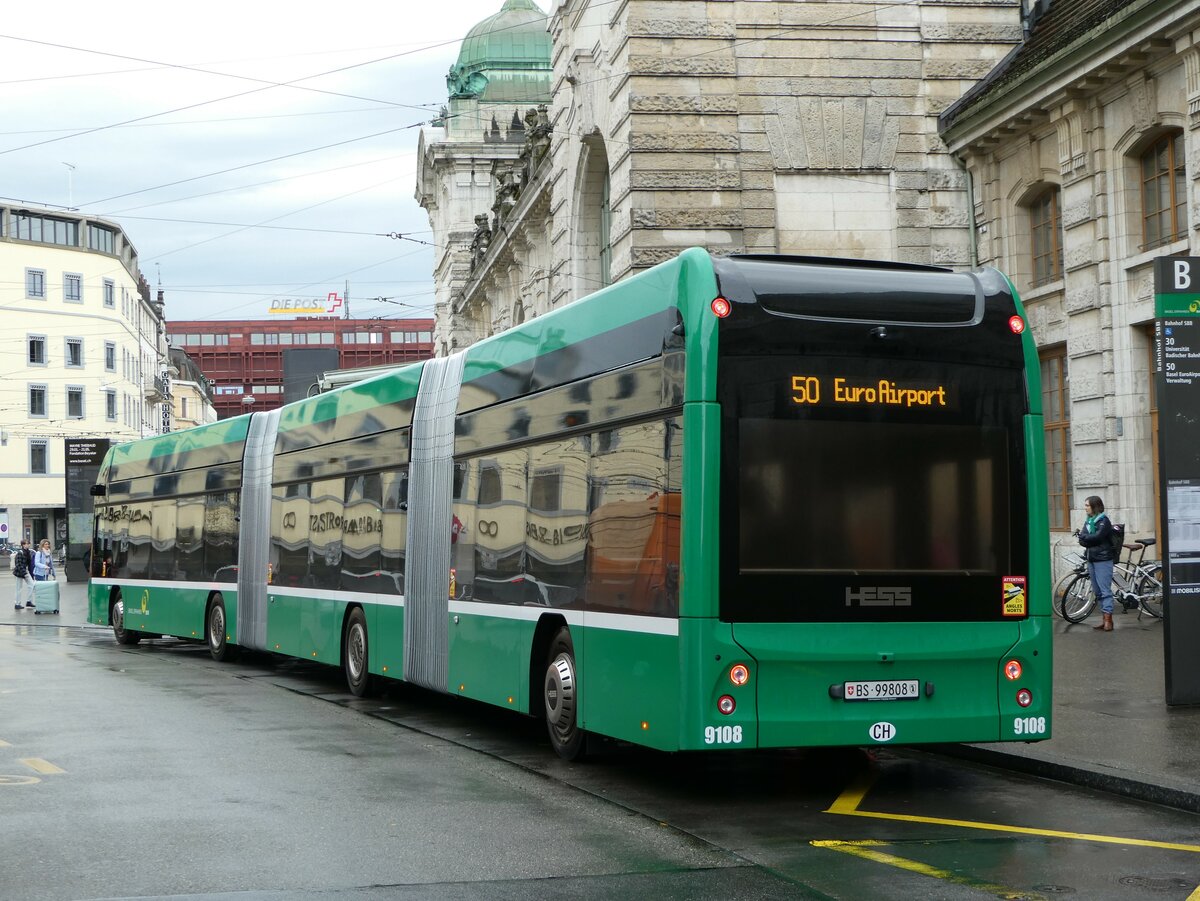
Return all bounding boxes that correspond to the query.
[2,1,517,324]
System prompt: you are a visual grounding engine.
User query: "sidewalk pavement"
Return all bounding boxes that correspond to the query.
[7,577,1200,812]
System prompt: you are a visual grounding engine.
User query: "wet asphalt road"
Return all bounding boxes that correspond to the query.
[2,621,1199,900]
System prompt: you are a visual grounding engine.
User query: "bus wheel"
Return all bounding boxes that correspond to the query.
[111,593,140,646]
[544,627,585,760]
[207,596,233,662]
[344,607,372,697]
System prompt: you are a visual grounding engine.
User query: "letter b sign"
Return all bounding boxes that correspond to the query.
[1176,260,1192,291]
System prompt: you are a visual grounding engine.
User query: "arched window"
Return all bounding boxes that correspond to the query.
[573,134,611,298]
[599,172,612,288]
[1141,130,1186,249]
[1028,186,1063,286]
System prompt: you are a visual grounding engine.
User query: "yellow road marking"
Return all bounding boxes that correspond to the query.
[0,774,40,785]
[827,770,1200,853]
[812,840,1048,900]
[1188,886,1200,901]
[19,758,65,775]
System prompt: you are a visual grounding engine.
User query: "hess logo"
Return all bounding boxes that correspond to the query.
[845,586,912,607]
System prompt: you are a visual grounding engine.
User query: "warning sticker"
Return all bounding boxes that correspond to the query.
[1002,576,1027,617]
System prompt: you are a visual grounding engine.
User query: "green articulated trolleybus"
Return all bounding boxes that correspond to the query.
[89,248,1051,759]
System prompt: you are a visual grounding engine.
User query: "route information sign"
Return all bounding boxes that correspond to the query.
[1154,257,1200,705]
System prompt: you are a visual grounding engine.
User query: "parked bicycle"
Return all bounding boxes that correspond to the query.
[1058,536,1163,623]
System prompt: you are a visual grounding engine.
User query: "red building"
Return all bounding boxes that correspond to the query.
[167,317,434,419]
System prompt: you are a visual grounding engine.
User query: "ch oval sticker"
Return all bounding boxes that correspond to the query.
[869,722,896,743]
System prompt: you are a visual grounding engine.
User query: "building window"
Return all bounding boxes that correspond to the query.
[530,468,562,513]
[1142,131,1187,250]
[64,273,83,303]
[180,396,190,419]
[1029,186,1063,286]
[14,212,78,246]
[67,386,84,419]
[105,342,116,372]
[26,268,46,299]
[599,171,612,288]
[66,338,84,368]
[29,440,48,475]
[89,224,115,254]
[103,279,115,308]
[1041,345,1071,531]
[29,384,47,417]
[104,389,117,421]
[28,335,46,366]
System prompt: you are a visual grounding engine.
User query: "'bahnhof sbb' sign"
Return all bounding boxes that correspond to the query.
[268,293,343,315]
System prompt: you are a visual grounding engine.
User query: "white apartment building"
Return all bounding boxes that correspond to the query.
[0,205,168,549]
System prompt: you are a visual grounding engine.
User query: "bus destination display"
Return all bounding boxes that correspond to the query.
[790,375,948,408]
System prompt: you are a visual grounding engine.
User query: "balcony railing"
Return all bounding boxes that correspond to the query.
[143,375,168,401]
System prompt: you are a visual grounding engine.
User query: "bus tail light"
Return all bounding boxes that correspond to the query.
[729,664,749,686]
[711,296,732,318]
[1004,660,1022,681]
[1016,689,1033,708]
[717,695,736,715]
[1009,315,1025,334]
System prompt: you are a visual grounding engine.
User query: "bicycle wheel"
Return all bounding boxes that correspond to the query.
[1051,571,1079,618]
[1139,563,1164,618]
[1060,573,1097,623]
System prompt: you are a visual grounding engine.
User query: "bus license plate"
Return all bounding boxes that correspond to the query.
[844,680,920,701]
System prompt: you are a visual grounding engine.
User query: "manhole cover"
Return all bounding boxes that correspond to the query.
[1118,875,1193,891]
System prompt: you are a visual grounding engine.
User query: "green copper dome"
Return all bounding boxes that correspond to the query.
[447,0,551,102]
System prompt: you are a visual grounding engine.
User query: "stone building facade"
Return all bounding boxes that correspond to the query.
[940,0,1200,544]
[418,0,1029,353]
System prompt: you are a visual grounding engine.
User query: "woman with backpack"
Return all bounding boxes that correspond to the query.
[12,539,34,610]
[32,539,55,582]
[1078,495,1116,632]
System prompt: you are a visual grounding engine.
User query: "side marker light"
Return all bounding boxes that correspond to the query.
[711,296,732,318]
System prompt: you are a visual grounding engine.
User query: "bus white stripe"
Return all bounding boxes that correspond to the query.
[269,587,405,608]
[91,578,233,593]
[447,600,678,636]
[90,579,406,609]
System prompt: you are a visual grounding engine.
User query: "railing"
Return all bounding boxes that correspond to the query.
[143,375,168,400]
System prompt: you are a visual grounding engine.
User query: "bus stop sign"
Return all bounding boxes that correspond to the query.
[1155,256,1200,705]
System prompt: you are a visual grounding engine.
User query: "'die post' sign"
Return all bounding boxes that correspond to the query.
[1154,256,1200,705]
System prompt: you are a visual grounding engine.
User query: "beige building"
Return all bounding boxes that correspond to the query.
[418,0,1026,352]
[0,205,167,547]
[940,0,1200,550]
[168,346,218,430]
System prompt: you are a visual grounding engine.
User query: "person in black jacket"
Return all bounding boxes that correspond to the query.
[12,539,34,610]
[1078,496,1116,631]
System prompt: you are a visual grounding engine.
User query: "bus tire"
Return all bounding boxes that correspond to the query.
[111,592,141,646]
[544,627,585,761]
[344,607,372,698]
[207,595,234,662]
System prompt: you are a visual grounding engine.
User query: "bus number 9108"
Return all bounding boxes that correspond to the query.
[704,725,744,745]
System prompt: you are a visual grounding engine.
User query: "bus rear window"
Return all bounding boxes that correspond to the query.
[738,419,1009,575]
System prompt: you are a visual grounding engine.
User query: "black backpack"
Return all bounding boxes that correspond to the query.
[1109,521,1125,552]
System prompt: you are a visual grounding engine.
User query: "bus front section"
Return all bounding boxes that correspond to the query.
[701,255,1050,750]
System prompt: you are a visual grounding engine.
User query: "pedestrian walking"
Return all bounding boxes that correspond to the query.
[1078,495,1116,632]
[12,539,35,610]
[32,539,55,582]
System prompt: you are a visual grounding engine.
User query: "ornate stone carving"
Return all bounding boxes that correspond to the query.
[447,63,487,99]
[469,214,492,273]
[516,105,552,187]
